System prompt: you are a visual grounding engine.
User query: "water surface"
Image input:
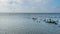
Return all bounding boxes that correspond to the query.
[0,13,60,34]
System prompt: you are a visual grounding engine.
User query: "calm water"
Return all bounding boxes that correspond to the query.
[0,13,60,34]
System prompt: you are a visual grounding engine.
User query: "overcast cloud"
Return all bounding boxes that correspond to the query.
[0,0,60,13]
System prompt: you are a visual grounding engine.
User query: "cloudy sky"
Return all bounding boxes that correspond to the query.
[0,0,60,13]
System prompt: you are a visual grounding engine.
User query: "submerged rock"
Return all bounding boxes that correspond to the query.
[37,20,40,23]
[32,17,37,21]
[32,17,37,22]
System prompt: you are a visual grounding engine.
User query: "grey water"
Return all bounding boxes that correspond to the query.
[0,13,60,34]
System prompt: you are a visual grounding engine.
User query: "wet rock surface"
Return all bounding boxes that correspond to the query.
[32,17,59,25]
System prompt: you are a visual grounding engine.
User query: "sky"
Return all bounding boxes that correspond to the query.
[0,0,60,13]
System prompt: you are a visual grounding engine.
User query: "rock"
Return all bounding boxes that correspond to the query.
[44,19,58,25]
[32,17,37,20]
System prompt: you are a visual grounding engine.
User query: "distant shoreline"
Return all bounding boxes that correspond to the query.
[0,13,60,14]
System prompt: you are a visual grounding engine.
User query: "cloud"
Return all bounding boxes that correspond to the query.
[0,0,59,13]
[49,6,60,13]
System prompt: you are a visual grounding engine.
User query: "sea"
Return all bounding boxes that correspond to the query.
[0,13,60,34]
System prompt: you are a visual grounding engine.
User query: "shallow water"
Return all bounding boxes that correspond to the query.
[0,13,60,34]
